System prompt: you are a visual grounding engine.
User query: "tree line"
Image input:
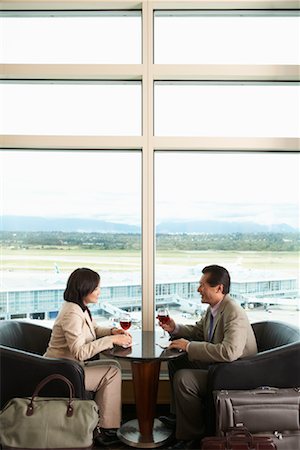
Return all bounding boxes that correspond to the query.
[1,231,299,252]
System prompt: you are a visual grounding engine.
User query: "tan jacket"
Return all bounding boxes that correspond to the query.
[174,294,258,363]
[44,302,115,362]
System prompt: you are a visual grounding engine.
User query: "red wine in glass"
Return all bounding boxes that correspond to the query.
[157,308,169,337]
[120,314,132,331]
[120,319,131,330]
[157,313,170,324]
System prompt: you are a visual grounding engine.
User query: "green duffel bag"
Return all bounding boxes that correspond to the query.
[0,374,99,449]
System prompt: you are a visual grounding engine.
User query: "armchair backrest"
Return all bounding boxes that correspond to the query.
[0,320,51,355]
[251,320,300,353]
[0,320,86,408]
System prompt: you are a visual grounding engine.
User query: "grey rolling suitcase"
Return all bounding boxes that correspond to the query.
[214,387,300,450]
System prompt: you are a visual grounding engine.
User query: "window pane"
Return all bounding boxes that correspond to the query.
[154,82,300,137]
[155,152,300,328]
[0,12,141,63]
[0,151,142,327]
[154,12,300,64]
[0,82,141,135]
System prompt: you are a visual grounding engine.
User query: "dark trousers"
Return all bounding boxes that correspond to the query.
[168,354,209,440]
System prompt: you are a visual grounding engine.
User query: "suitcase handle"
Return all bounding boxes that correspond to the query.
[253,386,279,394]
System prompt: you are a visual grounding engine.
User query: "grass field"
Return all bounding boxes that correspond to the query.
[1,247,299,278]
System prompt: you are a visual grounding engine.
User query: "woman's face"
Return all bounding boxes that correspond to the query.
[83,284,101,305]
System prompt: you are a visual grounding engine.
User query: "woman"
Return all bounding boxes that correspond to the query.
[44,267,132,446]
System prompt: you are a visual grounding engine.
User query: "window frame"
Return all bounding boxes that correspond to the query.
[0,0,299,331]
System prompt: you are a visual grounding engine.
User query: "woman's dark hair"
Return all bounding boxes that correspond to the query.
[202,265,231,295]
[64,268,100,312]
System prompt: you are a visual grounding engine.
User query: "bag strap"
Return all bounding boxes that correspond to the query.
[26,374,75,418]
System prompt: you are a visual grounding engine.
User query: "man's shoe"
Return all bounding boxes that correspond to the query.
[158,413,176,429]
[94,427,120,447]
[167,439,198,449]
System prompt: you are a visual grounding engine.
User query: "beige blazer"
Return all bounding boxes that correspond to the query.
[44,302,115,362]
[174,294,258,363]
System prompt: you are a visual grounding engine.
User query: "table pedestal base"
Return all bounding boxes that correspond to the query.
[117,418,173,448]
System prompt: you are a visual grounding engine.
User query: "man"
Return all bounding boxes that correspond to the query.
[158,265,258,449]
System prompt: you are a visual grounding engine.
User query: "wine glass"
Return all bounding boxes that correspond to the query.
[119,312,132,331]
[157,307,170,338]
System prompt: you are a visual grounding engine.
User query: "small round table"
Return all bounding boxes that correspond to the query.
[102,330,185,448]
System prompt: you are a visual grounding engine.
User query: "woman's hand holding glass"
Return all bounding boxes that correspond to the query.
[112,333,133,348]
[111,312,132,338]
[111,327,130,335]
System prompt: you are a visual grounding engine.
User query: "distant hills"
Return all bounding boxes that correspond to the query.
[0,216,297,234]
[0,216,139,233]
[156,220,296,234]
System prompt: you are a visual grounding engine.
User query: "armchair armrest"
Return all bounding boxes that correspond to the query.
[0,345,86,409]
[207,342,300,391]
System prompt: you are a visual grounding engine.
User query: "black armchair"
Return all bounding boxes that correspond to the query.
[206,320,300,434]
[0,320,86,409]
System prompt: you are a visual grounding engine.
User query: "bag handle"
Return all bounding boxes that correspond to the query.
[26,374,75,417]
[226,427,254,449]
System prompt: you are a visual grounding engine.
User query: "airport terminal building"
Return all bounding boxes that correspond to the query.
[0,276,298,321]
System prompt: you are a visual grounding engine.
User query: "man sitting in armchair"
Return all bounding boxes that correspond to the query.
[158,264,258,449]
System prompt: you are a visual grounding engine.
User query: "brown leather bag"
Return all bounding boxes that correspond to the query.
[201,427,276,449]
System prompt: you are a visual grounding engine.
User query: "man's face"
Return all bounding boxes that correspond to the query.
[197,273,222,306]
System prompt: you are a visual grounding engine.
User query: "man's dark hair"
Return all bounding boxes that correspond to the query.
[64,267,100,311]
[202,265,231,295]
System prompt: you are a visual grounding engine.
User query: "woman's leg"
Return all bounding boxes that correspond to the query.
[84,363,122,429]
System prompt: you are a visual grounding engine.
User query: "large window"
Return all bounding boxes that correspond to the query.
[1,82,141,135]
[0,151,142,324]
[0,3,299,330]
[154,82,300,137]
[0,11,141,63]
[154,11,300,64]
[155,152,300,327]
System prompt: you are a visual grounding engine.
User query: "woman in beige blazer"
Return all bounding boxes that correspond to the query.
[44,267,132,447]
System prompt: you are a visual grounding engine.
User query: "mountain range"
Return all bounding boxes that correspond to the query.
[0,216,297,234]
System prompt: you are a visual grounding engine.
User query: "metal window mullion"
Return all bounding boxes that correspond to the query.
[141,0,155,331]
[152,65,300,82]
[153,136,300,151]
[0,64,145,80]
[0,135,144,149]
[0,0,299,11]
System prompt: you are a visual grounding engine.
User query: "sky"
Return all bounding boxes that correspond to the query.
[0,151,299,230]
[155,152,300,229]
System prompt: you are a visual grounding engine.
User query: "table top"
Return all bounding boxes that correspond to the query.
[102,329,185,362]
